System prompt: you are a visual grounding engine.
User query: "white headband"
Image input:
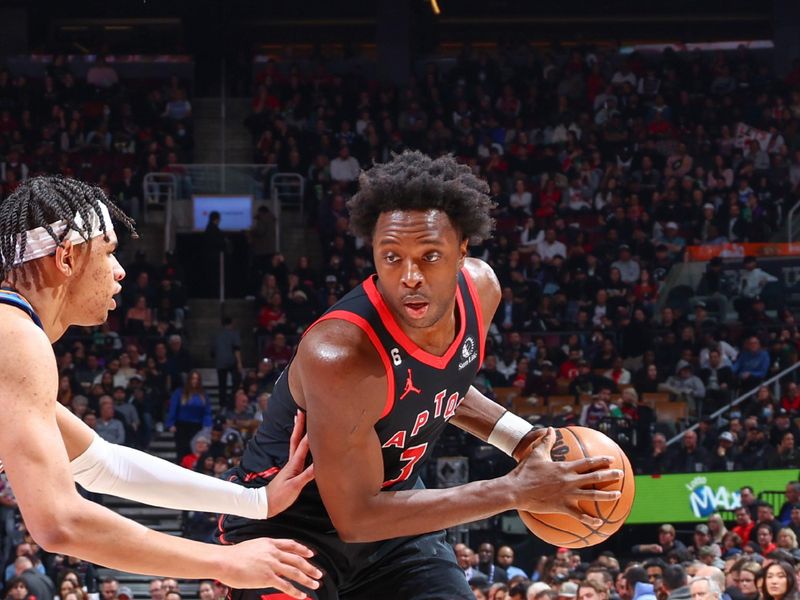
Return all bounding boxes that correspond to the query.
[8,202,115,266]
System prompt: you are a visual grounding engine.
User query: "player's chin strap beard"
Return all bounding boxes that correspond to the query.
[2,202,115,267]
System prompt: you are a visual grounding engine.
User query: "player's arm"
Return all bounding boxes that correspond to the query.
[450,386,542,461]
[296,321,621,544]
[450,258,542,460]
[56,403,313,519]
[0,319,320,597]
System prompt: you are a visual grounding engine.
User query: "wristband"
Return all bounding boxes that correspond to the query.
[487,411,534,457]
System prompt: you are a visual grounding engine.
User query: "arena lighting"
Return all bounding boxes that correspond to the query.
[430,0,441,15]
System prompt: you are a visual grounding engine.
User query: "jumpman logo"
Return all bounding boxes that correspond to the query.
[400,368,422,400]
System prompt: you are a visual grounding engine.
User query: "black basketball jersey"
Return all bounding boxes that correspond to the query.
[240,267,485,513]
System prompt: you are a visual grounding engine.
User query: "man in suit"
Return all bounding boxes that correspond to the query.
[493,286,526,331]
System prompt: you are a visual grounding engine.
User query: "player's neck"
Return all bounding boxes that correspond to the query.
[5,281,71,342]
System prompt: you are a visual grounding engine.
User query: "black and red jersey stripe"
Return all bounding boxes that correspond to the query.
[239,268,484,526]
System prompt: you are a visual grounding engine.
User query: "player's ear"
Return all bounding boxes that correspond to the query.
[457,237,468,267]
[53,239,75,277]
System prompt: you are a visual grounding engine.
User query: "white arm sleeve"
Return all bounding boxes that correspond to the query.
[70,435,268,519]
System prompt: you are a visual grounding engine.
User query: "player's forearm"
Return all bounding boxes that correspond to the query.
[451,386,541,461]
[71,435,268,519]
[334,477,519,543]
[450,385,506,441]
[32,495,226,580]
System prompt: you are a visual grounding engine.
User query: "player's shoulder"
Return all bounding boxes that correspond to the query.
[0,304,56,395]
[463,257,501,305]
[0,303,51,354]
[296,317,382,375]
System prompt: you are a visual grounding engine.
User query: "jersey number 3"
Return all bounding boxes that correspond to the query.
[381,443,428,488]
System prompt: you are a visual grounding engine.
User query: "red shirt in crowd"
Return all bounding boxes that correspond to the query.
[732,522,755,545]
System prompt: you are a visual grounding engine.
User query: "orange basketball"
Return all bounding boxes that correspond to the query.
[518,426,635,548]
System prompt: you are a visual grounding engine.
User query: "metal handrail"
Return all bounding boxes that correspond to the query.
[142,172,178,252]
[666,359,800,446]
[269,172,305,223]
[219,251,225,305]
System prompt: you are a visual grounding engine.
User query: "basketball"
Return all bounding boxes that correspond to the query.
[518,426,635,549]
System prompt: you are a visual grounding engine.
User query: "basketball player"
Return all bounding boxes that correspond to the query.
[0,177,321,598]
[218,151,623,599]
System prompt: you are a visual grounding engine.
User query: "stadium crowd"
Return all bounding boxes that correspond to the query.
[6,41,800,600]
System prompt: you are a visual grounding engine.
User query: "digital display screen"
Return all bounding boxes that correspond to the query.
[192,195,253,231]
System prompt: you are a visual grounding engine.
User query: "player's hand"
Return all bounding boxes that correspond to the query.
[508,427,623,528]
[218,538,322,597]
[266,410,314,518]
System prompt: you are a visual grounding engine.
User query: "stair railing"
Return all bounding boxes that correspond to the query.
[142,172,178,252]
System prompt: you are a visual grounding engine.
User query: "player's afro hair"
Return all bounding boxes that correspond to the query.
[347,150,494,243]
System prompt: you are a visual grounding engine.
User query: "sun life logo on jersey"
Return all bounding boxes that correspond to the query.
[458,335,478,370]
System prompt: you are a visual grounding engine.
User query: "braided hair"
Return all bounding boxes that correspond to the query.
[0,175,137,277]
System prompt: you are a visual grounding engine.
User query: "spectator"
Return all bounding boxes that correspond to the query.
[755,523,778,555]
[740,486,760,521]
[760,561,797,600]
[537,229,567,264]
[636,433,670,475]
[329,145,360,185]
[100,578,119,600]
[496,546,527,581]
[669,430,710,473]
[163,90,192,122]
[611,245,641,285]
[579,580,609,600]
[86,56,119,89]
[263,331,294,370]
[623,567,655,600]
[736,563,760,600]
[775,529,800,561]
[738,257,778,301]
[95,396,125,445]
[477,542,508,585]
[708,431,738,471]
[579,388,614,428]
[179,435,209,471]
[16,557,53,600]
[700,349,735,407]
[5,578,29,600]
[633,524,687,558]
[778,482,800,525]
[658,362,706,415]
[211,317,243,410]
[663,565,689,600]
[770,411,800,448]
[689,577,720,600]
[455,544,487,586]
[770,432,800,469]
[165,370,213,460]
[732,506,755,545]
[202,211,227,297]
[223,389,258,437]
[733,337,771,390]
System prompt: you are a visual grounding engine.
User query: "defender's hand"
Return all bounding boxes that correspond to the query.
[266,411,314,518]
[218,538,322,597]
[508,427,623,528]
